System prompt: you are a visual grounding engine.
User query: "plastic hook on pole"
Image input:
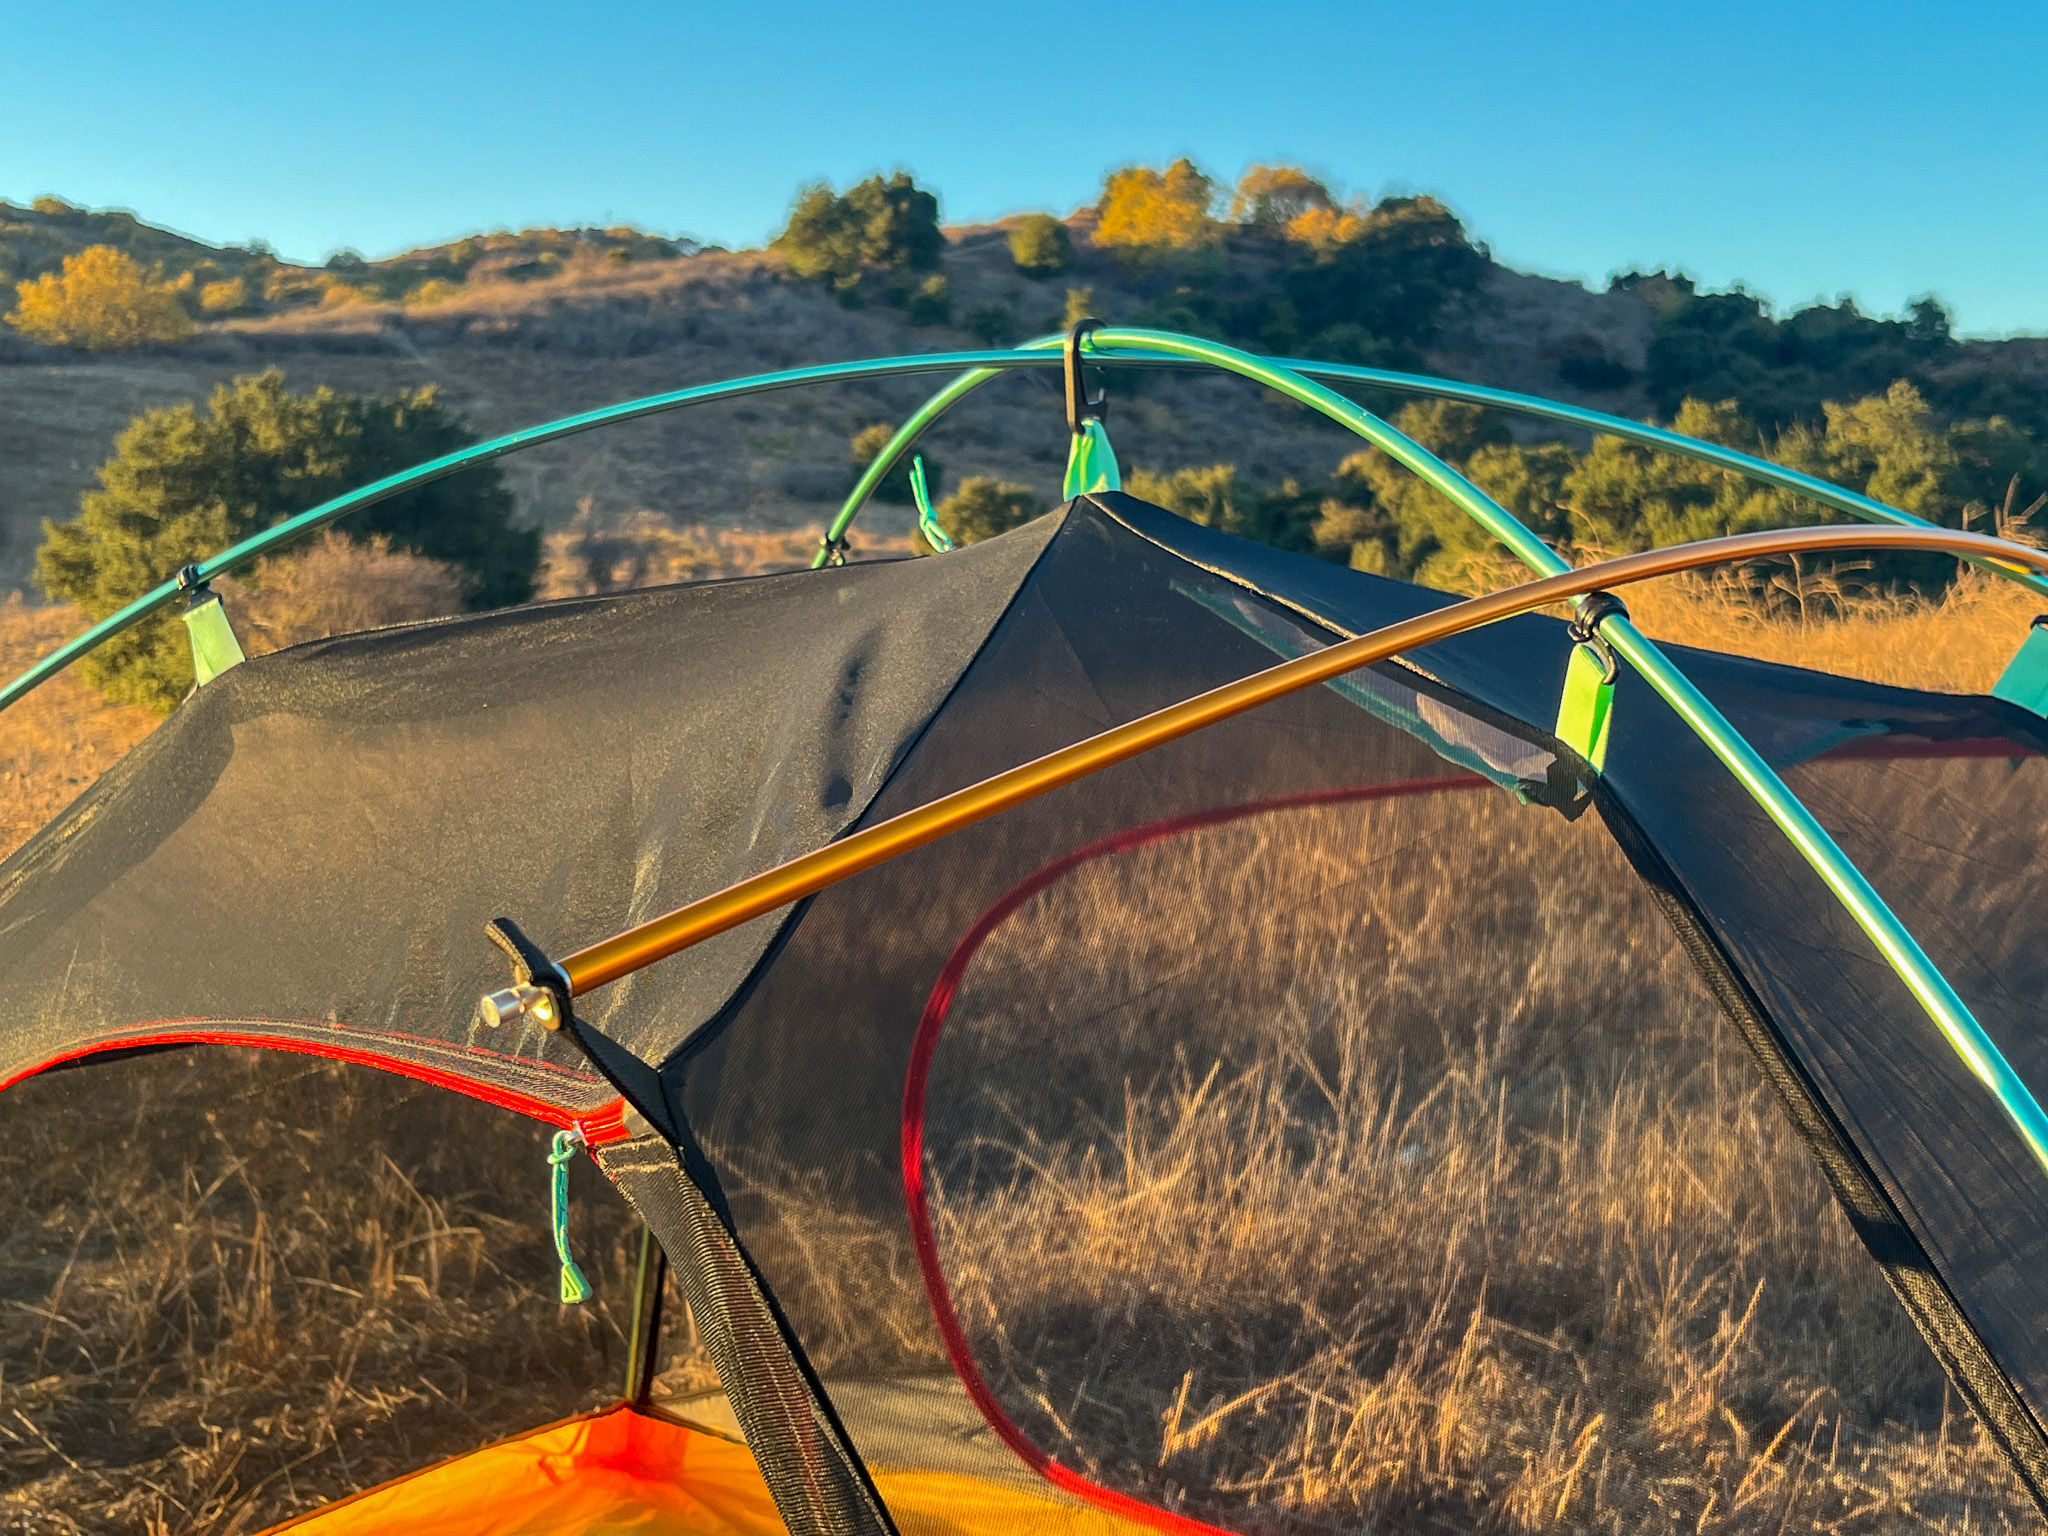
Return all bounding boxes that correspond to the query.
[1062,319,1122,498]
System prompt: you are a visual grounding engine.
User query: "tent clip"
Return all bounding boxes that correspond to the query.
[1555,590,1628,773]
[176,563,246,688]
[816,532,852,568]
[1567,589,1628,686]
[1061,319,1122,499]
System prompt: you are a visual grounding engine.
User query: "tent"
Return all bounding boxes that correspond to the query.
[8,327,2048,1534]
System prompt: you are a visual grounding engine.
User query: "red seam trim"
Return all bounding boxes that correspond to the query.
[902,775,1487,1535]
[2,1027,630,1144]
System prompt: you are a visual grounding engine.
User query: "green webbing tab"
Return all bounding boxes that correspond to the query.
[1992,619,2048,715]
[1063,418,1121,498]
[1555,640,1615,771]
[178,580,245,688]
[910,454,952,552]
[549,1129,592,1304]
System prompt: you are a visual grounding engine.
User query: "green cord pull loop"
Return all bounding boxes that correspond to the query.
[910,455,952,552]
[549,1128,592,1304]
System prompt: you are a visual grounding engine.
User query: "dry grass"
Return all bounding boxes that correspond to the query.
[918,790,2039,1534]
[538,502,914,598]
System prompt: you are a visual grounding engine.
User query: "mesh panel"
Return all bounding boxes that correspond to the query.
[0,1047,653,1532]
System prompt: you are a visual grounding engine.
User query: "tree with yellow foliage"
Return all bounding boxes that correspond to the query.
[1095,159,1218,262]
[7,244,193,351]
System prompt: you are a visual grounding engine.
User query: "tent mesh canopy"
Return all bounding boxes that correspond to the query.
[6,490,2048,1534]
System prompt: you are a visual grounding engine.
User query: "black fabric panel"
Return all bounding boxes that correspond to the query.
[0,521,1059,1099]
[596,1131,896,1536]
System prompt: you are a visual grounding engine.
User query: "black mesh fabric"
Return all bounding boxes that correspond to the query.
[7,492,2048,1532]
[0,517,1059,1107]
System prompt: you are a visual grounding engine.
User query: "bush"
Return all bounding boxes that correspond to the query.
[1126,464,1318,553]
[963,302,1018,347]
[923,477,1043,548]
[37,370,536,712]
[6,245,194,351]
[774,173,942,299]
[1095,159,1218,264]
[218,531,468,653]
[904,273,950,327]
[198,277,249,316]
[1008,214,1072,277]
[851,423,943,505]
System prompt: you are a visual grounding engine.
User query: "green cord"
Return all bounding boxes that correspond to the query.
[549,1129,592,1305]
[910,455,952,552]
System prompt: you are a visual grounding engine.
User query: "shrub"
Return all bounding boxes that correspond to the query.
[1126,464,1318,553]
[851,422,943,505]
[963,302,1018,347]
[774,173,942,298]
[1008,214,1073,277]
[218,530,468,652]
[1062,285,1097,328]
[37,370,536,711]
[904,272,950,327]
[1095,159,1218,264]
[197,276,249,316]
[925,477,1042,547]
[6,245,193,351]
[407,278,465,306]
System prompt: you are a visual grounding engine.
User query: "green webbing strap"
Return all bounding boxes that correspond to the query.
[909,455,952,552]
[1554,594,1625,772]
[1555,644,1616,770]
[177,568,245,688]
[1992,619,2048,715]
[550,1129,593,1304]
[1063,418,1121,498]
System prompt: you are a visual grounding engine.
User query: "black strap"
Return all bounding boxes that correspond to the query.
[596,1133,899,1536]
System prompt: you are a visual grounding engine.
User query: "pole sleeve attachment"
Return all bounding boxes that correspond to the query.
[176,564,245,689]
[1555,590,1628,772]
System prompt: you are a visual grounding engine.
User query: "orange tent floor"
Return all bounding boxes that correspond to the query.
[261,1401,1151,1535]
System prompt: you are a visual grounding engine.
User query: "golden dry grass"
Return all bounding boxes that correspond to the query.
[917,791,2036,1534]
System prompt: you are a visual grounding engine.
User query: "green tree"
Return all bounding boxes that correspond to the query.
[1008,214,1072,277]
[38,370,536,712]
[773,173,942,300]
[1281,196,1487,351]
[924,477,1042,547]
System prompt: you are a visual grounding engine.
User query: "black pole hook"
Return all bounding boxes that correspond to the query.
[1064,318,1108,435]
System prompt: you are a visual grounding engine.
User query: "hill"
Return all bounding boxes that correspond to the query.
[2,183,2046,597]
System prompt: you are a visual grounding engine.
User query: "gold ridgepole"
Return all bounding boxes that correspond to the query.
[559,524,2048,997]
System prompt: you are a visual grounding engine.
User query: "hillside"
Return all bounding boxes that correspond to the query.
[4,189,2048,598]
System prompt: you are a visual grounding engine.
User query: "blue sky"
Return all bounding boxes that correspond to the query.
[5,0,2044,334]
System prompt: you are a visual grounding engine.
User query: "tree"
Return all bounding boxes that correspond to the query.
[38,370,537,712]
[1095,159,1218,263]
[1125,464,1318,553]
[773,173,942,299]
[1281,196,1487,350]
[7,244,193,351]
[1008,214,1072,277]
[924,477,1042,547]
[1230,165,1336,228]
